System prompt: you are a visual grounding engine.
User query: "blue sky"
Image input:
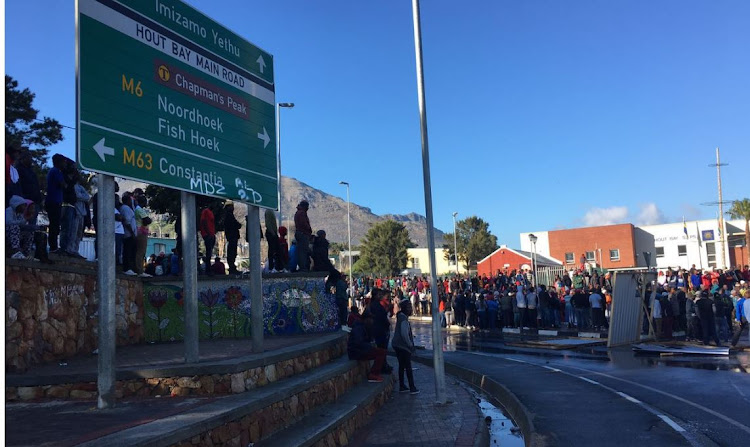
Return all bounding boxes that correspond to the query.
[5,1,749,245]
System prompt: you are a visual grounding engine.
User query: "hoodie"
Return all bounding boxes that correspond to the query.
[5,195,29,226]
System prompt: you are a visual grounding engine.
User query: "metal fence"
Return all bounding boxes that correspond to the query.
[607,271,656,347]
[536,266,567,287]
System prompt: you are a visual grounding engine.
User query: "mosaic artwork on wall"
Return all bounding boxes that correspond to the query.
[143,276,339,342]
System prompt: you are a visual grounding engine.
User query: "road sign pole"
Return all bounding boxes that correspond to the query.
[412,0,446,404]
[96,174,116,409]
[181,192,199,363]
[248,205,264,352]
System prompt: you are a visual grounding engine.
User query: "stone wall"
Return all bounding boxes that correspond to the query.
[168,362,386,447]
[5,261,144,372]
[5,337,347,402]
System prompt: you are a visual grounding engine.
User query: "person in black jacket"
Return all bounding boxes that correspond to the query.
[15,151,41,224]
[695,290,721,346]
[347,312,386,382]
[312,230,333,272]
[363,288,393,374]
[223,201,241,275]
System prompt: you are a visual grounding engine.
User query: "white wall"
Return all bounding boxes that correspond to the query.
[635,219,740,270]
[519,231,550,257]
[406,248,467,275]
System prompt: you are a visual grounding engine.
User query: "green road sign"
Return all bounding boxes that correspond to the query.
[77,0,277,208]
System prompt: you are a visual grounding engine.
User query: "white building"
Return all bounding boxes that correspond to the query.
[406,248,468,276]
[636,219,745,270]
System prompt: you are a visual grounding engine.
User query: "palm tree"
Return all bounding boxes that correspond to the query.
[727,198,750,266]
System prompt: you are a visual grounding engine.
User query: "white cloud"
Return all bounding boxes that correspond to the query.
[636,203,666,225]
[583,206,629,226]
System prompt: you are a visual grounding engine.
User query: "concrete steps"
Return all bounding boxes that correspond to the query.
[255,374,393,447]
[75,355,389,447]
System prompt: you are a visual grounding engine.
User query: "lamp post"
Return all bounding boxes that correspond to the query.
[339,181,353,302]
[452,212,459,276]
[276,102,294,226]
[529,233,538,287]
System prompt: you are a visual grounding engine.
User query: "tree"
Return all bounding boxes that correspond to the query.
[727,198,750,266]
[357,220,414,276]
[443,216,498,270]
[5,75,64,190]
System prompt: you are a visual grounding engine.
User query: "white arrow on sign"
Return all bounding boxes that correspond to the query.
[256,55,266,74]
[257,127,270,148]
[93,137,115,162]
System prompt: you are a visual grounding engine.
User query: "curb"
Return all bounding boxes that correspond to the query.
[411,354,545,447]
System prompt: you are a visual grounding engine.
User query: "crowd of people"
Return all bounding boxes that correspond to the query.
[343,265,750,347]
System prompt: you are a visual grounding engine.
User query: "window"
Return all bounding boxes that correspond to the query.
[565,253,574,264]
[677,245,687,256]
[655,247,665,258]
[609,249,620,261]
[153,243,166,256]
[585,251,595,262]
[706,243,716,268]
[411,258,420,269]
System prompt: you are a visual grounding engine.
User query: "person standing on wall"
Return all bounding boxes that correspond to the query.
[45,154,66,252]
[223,201,241,275]
[200,204,216,276]
[293,200,312,272]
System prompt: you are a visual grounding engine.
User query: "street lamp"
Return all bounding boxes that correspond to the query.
[339,181,353,302]
[528,233,538,287]
[276,102,294,226]
[452,212,459,276]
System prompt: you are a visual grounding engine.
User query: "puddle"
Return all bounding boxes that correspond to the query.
[464,386,524,447]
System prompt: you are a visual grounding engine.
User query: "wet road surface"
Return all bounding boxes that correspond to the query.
[412,321,750,446]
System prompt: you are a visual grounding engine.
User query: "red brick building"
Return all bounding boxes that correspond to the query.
[546,223,637,269]
[477,245,561,277]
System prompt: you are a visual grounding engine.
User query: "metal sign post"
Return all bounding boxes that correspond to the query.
[96,174,116,409]
[181,192,199,362]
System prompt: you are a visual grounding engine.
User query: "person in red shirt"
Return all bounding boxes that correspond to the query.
[200,206,216,275]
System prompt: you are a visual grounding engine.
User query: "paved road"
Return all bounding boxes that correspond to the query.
[411,321,750,446]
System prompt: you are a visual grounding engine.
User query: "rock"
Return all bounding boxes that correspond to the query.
[46,386,71,399]
[176,376,202,389]
[199,376,215,394]
[70,390,96,399]
[18,386,43,400]
[8,306,18,324]
[264,365,277,383]
[7,321,23,340]
[170,387,190,397]
[230,373,245,393]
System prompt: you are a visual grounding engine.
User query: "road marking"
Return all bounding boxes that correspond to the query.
[564,366,750,436]
[502,357,527,364]
[617,392,642,404]
[578,376,600,385]
[658,415,686,432]
[542,366,561,372]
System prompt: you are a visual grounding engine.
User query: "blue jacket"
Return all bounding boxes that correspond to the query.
[737,298,746,322]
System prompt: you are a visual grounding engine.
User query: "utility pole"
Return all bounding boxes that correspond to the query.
[709,147,728,269]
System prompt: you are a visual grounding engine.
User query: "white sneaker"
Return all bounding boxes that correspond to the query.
[139,273,153,278]
[11,252,26,260]
[124,270,137,276]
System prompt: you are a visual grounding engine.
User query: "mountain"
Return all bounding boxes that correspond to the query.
[279,176,445,248]
[113,176,446,248]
